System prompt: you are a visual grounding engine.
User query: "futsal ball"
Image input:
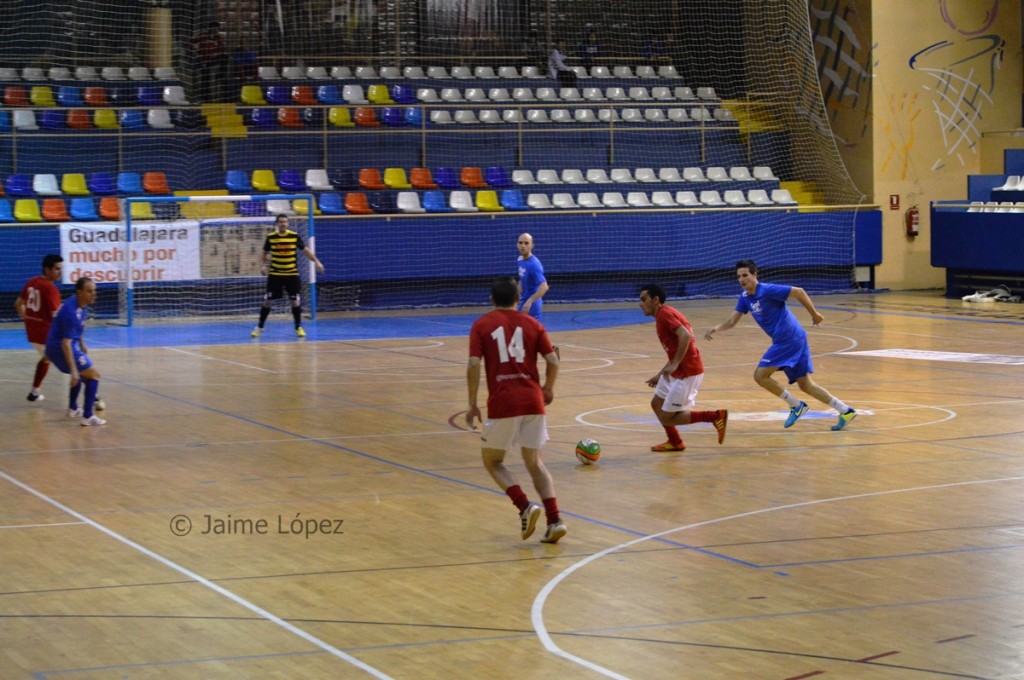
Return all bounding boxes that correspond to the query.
[95,398,105,412]
[575,438,601,465]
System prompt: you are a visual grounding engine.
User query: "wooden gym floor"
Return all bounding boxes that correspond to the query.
[1,291,1023,679]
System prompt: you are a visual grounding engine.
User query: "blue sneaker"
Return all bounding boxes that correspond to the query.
[784,401,808,428]
[831,409,857,431]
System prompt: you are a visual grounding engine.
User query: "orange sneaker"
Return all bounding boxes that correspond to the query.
[713,409,728,444]
[651,441,686,452]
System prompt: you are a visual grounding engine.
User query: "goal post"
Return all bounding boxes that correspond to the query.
[112,194,317,326]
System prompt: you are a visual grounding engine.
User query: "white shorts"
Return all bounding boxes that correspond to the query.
[481,414,549,451]
[654,373,704,412]
[31,342,47,358]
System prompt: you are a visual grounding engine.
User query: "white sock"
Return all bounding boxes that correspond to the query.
[780,390,802,408]
[829,397,851,414]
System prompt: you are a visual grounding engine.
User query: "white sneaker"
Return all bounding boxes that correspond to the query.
[27,391,44,402]
[251,326,263,338]
[81,415,107,427]
[540,522,567,544]
[520,503,542,540]
[67,408,83,418]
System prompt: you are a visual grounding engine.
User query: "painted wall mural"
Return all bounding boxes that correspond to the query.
[810,0,873,148]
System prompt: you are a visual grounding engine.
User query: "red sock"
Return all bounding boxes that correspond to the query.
[690,410,718,423]
[663,425,683,446]
[542,497,560,525]
[33,359,49,389]
[505,485,529,513]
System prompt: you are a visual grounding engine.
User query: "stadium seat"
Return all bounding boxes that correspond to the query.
[699,190,726,206]
[225,170,253,192]
[512,87,535,102]
[410,168,438,189]
[476,190,503,212]
[249,108,275,127]
[304,169,332,191]
[258,66,280,80]
[281,66,305,80]
[667,108,690,122]
[450,66,473,80]
[163,85,189,105]
[396,191,426,213]
[367,84,394,104]
[601,192,627,208]
[433,167,460,189]
[329,66,353,79]
[723,190,750,206]
[99,196,121,220]
[251,170,281,192]
[497,66,520,79]
[536,169,562,184]
[62,174,89,196]
[93,108,118,128]
[354,107,381,127]
[461,167,488,188]
[153,67,176,80]
[14,199,42,222]
[67,109,93,129]
[426,66,449,79]
[697,87,718,100]
[403,66,426,78]
[417,88,440,103]
[318,193,347,215]
[484,167,512,187]
[644,108,666,122]
[342,85,369,104]
[610,168,635,183]
[266,86,291,105]
[83,86,108,106]
[143,171,170,194]
[501,109,523,123]
[674,86,696,100]
[0,199,12,222]
[628,86,652,101]
[279,170,307,192]
[500,189,528,211]
[358,168,386,190]
[4,86,29,106]
[344,192,374,214]
[0,110,8,132]
[369,190,400,213]
[635,168,659,183]
[605,87,628,101]
[550,109,573,123]
[578,192,602,208]
[147,109,174,129]
[379,66,401,79]
[241,85,267,105]
[129,201,156,220]
[613,66,637,79]
[658,65,680,79]
[574,109,598,123]
[535,87,557,102]
[422,190,453,213]
[527,193,553,209]
[383,168,412,189]
[621,108,643,122]
[526,109,550,124]
[598,108,620,122]
[39,110,65,129]
[488,87,511,101]
[41,198,70,221]
[706,167,730,181]
[559,169,585,184]
[316,85,344,105]
[690,107,712,122]
[277,107,303,127]
[651,86,674,101]
[995,175,1022,190]
[404,106,425,126]
[658,167,683,182]
[559,87,583,101]
[636,65,657,78]
[753,166,779,181]
[69,197,99,220]
[583,169,611,184]
[355,66,378,79]
[511,169,537,185]
[33,85,58,106]
[478,109,501,124]
[626,191,653,207]
[449,191,478,212]
[475,66,497,79]
[75,66,99,80]
[292,199,320,216]
[521,66,543,79]
[117,172,142,194]
[5,175,33,197]
[729,166,755,181]
[391,84,418,104]
[464,88,487,102]
[714,107,736,122]
[329,168,358,190]
[304,66,328,80]
[328,107,354,127]
[771,189,797,205]
[748,189,774,206]
[682,167,709,182]
[33,174,61,197]
[45,66,69,80]
[87,173,117,195]
[128,66,152,81]
[552,193,578,209]
[440,88,464,103]
[137,86,163,106]
[426,110,454,125]
[651,191,676,207]
[119,109,146,129]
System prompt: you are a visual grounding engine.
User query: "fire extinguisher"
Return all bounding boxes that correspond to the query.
[905,205,919,237]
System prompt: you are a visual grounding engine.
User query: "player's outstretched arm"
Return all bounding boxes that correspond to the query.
[705,311,743,341]
[789,286,824,326]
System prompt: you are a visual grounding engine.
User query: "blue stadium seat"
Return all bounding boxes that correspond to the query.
[225,170,253,192]
[250,108,276,127]
[57,86,83,106]
[137,86,163,107]
[278,169,307,192]
[39,110,65,129]
[87,172,117,195]
[422,190,453,213]
[238,201,264,216]
[69,197,99,221]
[391,84,418,104]
[500,189,529,211]
[405,106,424,127]
[117,172,142,194]
[0,199,13,222]
[119,109,146,129]
[318,193,347,214]
[485,166,512,187]
[0,110,10,132]
[433,167,460,189]
[380,107,406,127]
[266,86,291,105]
[5,174,33,197]
[316,85,344,105]
[329,168,358,190]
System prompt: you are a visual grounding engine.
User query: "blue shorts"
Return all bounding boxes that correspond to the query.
[759,339,813,384]
[46,346,93,375]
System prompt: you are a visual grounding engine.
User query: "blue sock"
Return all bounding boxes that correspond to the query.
[83,379,99,418]
[69,383,82,410]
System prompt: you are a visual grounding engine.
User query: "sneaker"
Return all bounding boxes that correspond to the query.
[713,409,728,444]
[651,441,686,452]
[81,415,106,427]
[831,408,857,431]
[251,326,263,338]
[520,503,542,540]
[296,326,306,338]
[27,392,44,402]
[784,401,808,428]
[67,408,83,418]
[540,523,567,544]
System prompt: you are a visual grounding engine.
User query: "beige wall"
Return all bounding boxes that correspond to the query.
[869,0,1022,289]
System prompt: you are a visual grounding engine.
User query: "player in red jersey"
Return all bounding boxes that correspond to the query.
[466,276,566,544]
[15,254,64,403]
[640,284,728,451]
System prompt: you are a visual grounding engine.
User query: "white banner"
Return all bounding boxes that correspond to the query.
[59,221,201,284]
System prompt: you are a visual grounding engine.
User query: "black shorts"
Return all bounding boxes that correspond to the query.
[264,274,301,301]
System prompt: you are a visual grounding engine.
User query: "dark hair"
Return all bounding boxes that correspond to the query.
[275,214,289,222]
[640,283,666,304]
[42,253,63,271]
[75,276,93,291]
[491,276,519,307]
[735,259,758,274]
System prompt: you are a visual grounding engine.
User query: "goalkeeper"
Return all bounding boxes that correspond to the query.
[251,215,325,338]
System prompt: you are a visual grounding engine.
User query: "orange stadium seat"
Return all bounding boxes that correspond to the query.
[83,86,109,106]
[410,167,438,189]
[358,168,386,190]
[277,107,303,127]
[66,109,93,129]
[99,197,120,220]
[291,85,317,105]
[344,192,374,214]
[353,107,381,127]
[41,198,70,221]
[4,86,29,106]
[142,171,170,194]
[460,166,488,188]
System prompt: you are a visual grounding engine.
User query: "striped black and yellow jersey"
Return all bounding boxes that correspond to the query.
[263,229,306,276]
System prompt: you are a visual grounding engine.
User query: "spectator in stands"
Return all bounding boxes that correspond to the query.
[45,277,106,426]
[252,214,325,339]
[578,31,601,70]
[516,233,549,321]
[547,38,577,87]
[16,254,63,404]
[704,260,857,431]
[189,21,227,102]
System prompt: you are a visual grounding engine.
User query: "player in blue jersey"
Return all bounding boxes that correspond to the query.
[704,260,856,431]
[515,233,549,321]
[45,277,106,426]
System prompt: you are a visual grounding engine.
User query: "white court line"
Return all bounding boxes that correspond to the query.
[532,475,1024,679]
[0,521,86,530]
[0,470,393,680]
[163,346,277,373]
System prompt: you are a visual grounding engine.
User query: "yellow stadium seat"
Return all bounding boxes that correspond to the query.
[251,169,281,192]
[62,173,90,196]
[94,108,119,129]
[129,201,155,220]
[383,167,411,189]
[328,107,354,128]
[14,199,42,222]
[293,198,321,215]
[240,85,267,105]
[366,84,395,105]
[29,86,56,107]
[476,190,504,212]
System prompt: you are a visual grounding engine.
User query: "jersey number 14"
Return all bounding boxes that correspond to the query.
[490,326,525,363]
